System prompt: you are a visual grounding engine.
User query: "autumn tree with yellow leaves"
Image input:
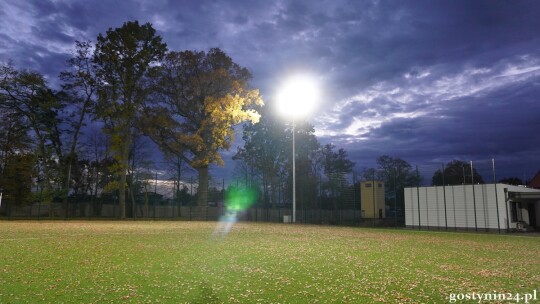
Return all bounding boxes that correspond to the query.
[144,48,263,206]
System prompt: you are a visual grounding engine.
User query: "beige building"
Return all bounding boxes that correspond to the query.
[361,181,385,219]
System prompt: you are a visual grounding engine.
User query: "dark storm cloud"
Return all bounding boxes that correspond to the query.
[336,71,540,178]
[1,0,539,179]
[312,0,540,99]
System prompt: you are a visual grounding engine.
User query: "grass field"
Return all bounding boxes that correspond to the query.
[0,221,538,303]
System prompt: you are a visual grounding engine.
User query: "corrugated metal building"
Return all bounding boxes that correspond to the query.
[404,184,540,232]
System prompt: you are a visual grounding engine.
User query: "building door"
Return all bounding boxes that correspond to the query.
[528,203,537,228]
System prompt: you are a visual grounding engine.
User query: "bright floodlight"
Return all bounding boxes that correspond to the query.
[276,75,319,119]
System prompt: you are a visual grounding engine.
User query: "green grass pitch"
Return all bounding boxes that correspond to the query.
[0,221,538,303]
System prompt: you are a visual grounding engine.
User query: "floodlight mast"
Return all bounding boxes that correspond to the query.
[292,118,296,223]
[276,75,319,223]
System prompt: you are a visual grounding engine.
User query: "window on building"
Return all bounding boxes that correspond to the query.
[365,183,372,188]
[378,183,382,188]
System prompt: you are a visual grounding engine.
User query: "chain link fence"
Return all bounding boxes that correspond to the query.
[0,170,404,227]
[1,158,535,229]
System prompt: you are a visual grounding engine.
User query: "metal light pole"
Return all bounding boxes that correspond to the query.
[292,119,296,223]
[276,74,320,224]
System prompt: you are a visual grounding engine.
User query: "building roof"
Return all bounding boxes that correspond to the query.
[528,170,540,189]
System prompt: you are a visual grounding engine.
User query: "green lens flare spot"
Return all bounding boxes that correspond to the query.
[225,185,258,211]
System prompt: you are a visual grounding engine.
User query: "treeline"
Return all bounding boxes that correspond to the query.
[234,106,523,214]
[0,21,262,218]
[232,105,423,213]
[233,105,355,210]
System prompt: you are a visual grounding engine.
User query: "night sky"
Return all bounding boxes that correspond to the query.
[1,0,539,182]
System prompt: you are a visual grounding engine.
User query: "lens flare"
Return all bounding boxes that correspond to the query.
[224,186,258,211]
[212,185,258,239]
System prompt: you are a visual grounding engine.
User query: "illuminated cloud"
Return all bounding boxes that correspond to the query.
[318,55,540,140]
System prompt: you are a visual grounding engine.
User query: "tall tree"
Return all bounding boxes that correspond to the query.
[363,155,420,214]
[0,64,63,203]
[58,40,98,213]
[321,144,355,179]
[93,21,167,218]
[126,132,155,217]
[0,153,35,215]
[144,48,262,206]
[0,109,32,213]
[235,106,288,207]
[363,155,419,185]
[432,160,485,186]
[85,130,113,216]
[0,109,31,176]
[319,143,355,211]
[236,111,327,209]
